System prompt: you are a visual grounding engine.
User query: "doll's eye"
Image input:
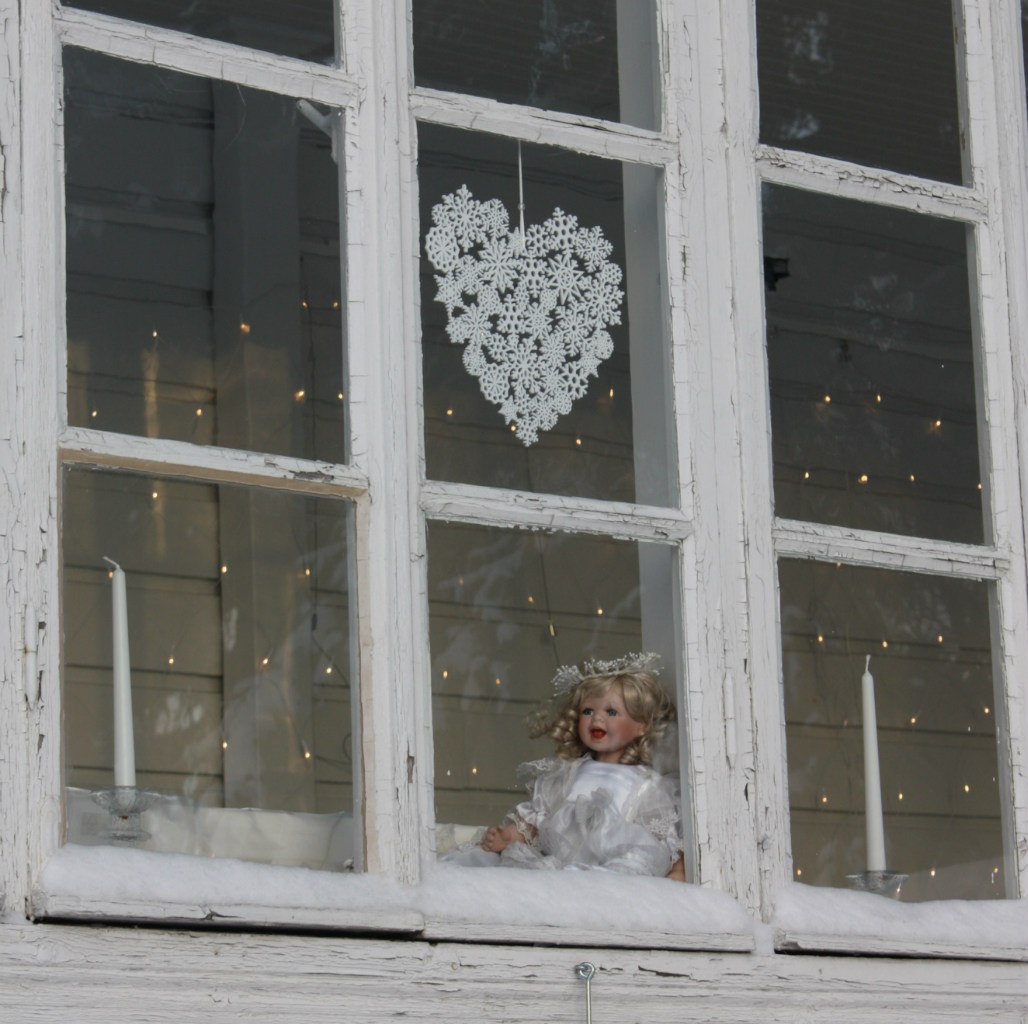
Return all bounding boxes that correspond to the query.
[606,708,618,717]
[581,707,593,717]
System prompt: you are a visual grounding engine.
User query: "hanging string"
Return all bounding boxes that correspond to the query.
[517,140,526,253]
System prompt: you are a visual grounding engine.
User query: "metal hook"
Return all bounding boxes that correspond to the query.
[574,962,595,1024]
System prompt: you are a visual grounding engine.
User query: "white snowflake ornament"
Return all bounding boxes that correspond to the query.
[425,185,623,445]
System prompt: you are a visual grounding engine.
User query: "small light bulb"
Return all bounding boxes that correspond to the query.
[930,868,936,878]
[301,300,309,310]
[575,437,582,447]
[795,868,803,878]
[964,783,970,793]
[897,792,903,801]
[823,394,831,404]
[510,424,516,433]
[881,639,888,649]
[608,387,614,398]
[337,391,344,401]
[984,706,990,715]
[222,740,228,751]
[937,634,944,644]
[527,595,534,604]
[221,564,228,574]
[442,669,448,679]
[91,409,98,418]
[326,665,333,675]
[816,634,824,644]
[446,408,453,417]
[934,419,942,429]
[168,656,175,666]
[152,490,159,500]
[495,677,502,687]
[196,408,203,417]
[332,300,340,310]
[295,389,306,401]
[909,474,916,483]
[261,656,269,667]
[304,748,312,760]
[977,482,983,491]
[910,716,917,725]
[240,322,251,334]
[875,394,882,403]
[803,470,811,480]
[820,794,828,805]
[596,607,604,616]
[305,567,311,577]
[858,473,869,484]
[152,330,158,339]
[471,766,478,775]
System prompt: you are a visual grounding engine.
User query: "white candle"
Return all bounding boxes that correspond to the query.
[104,557,136,788]
[861,655,886,872]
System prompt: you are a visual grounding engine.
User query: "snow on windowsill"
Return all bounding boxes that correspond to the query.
[774,882,1028,960]
[36,844,755,950]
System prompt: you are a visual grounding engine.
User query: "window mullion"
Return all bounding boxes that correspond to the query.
[342,0,427,883]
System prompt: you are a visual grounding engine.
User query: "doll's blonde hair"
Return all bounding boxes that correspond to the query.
[528,670,676,766]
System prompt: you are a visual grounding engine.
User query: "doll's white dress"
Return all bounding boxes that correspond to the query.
[445,755,683,876]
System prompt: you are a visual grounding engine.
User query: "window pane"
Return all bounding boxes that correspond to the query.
[65,50,346,463]
[763,184,983,543]
[413,0,660,130]
[420,123,675,506]
[780,559,1007,901]
[428,522,682,838]
[63,467,356,871]
[66,0,335,65]
[756,0,962,184]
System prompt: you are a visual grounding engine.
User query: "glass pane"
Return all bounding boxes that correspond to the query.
[780,559,1007,901]
[756,0,963,184]
[63,466,356,871]
[413,0,660,130]
[763,184,983,543]
[67,0,335,65]
[420,123,675,505]
[65,50,346,463]
[428,522,683,853]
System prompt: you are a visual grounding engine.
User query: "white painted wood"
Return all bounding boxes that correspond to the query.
[420,480,692,541]
[340,0,424,883]
[410,90,677,165]
[757,145,989,222]
[773,518,1010,579]
[990,0,1028,897]
[775,929,1028,963]
[1,923,1027,1023]
[0,0,28,922]
[19,0,64,909]
[57,7,359,107]
[60,429,369,497]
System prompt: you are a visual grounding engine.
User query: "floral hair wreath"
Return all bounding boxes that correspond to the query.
[551,652,663,695]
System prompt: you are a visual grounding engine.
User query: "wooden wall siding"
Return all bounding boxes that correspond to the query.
[1,923,1027,1023]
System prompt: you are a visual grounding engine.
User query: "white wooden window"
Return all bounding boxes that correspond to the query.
[8,0,1028,959]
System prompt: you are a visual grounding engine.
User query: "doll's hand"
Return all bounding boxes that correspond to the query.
[481,823,525,853]
[666,855,687,882]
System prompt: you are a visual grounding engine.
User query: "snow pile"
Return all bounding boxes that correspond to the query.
[421,861,753,936]
[41,845,753,940]
[774,882,1028,951]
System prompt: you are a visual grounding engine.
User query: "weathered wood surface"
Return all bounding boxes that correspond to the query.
[1,923,1027,1023]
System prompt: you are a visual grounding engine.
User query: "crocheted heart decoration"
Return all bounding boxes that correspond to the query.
[425,185,624,446]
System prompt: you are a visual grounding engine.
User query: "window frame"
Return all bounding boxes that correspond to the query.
[9,0,1028,960]
[728,0,1028,957]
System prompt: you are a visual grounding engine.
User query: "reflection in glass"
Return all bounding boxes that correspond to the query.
[62,466,356,870]
[65,50,346,463]
[780,559,1007,900]
[756,0,962,184]
[428,522,681,832]
[763,184,983,543]
[419,123,674,505]
[413,0,659,130]
[67,0,335,65]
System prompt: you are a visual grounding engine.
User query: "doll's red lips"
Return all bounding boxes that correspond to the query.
[590,728,606,739]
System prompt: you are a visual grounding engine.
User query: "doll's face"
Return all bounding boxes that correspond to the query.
[577,686,646,763]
